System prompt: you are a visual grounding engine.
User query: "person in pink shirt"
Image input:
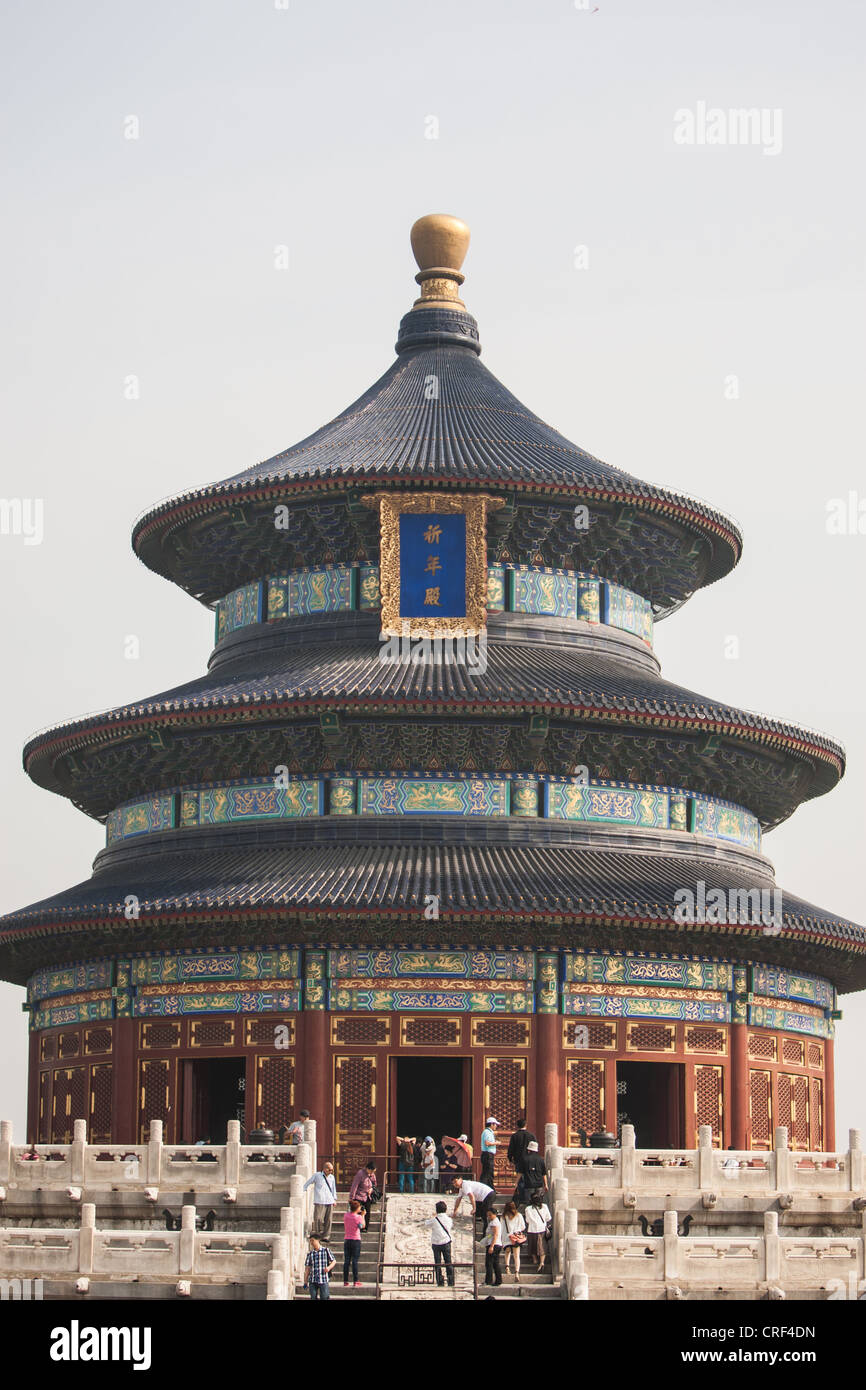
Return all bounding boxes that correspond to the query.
[342,1199,366,1287]
[349,1159,378,1236]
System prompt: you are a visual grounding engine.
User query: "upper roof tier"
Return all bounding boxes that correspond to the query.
[132,215,742,611]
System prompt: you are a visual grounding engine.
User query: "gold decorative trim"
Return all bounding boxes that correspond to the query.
[246,1017,296,1049]
[561,1019,618,1051]
[190,1019,236,1048]
[625,1023,677,1053]
[400,1015,463,1047]
[364,491,503,636]
[471,1018,531,1048]
[330,1014,391,1046]
[683,1026,729,1055]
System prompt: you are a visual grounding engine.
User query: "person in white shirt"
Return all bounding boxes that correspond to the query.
[501,1199,526,1281]
[303,1161,337,1239]
[451,1175,495,1230]
[524,1192,552,1271]
[424,1200,455,1286]
[482,1207,503,1286]
[421,1136,439,1193]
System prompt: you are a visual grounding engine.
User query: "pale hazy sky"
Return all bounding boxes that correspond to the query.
[1,0,864,1139]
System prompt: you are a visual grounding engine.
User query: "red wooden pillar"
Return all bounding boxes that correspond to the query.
[301,1010,330,1155]
[534,1012,562,1137]
[26,1030,40,1144]
[824,1037,835,1153]
[730,1022,748,1149]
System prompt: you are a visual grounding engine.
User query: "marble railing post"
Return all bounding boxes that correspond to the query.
[0,1120,12,1182]
[763,1210,780,1284]
[663,1210,679,1283]
[620,1125,636,1188]
[79,1203,95,1275]
[179,1205,196,1276]
[71,1119,87,1185]
[564,1232,586,1299]
[544,1122,559,1152]
[295,1141,312,1178]
[304,1119,317,1175]
[774,1127,792,1190]
[849,1130,863,1191]
[226,1121,241,1186]
[147,1120,164,1186]
[271,1233,290,1293]
[698,1126,714,1189]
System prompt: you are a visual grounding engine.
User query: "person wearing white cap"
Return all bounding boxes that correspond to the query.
[421,1135,439,1193]
[480,1116,500,1187]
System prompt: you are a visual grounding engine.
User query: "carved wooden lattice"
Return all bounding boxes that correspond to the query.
[485,1056,527,1181]
[256,1055,295,1130]
[809,1076,824,1150]
[627,1024,675,1053]
[37,1070,51,1142]
[684,1027,727,1054]
[332,1016,389,1046]
[563,1020,616,1050]
[694,1064,723,1143]
[52,1066,87,1142]
[40,1034,56,1062]
[807,1042,824,1070]
[138,1059,172,1142]
[401,1017,461,1046]
[84,1027,112,1055]
[748,1033,776,1060]
[471,1018,530,1047]
[749,1069,772,1147]
[246,1017,296,1047]
[777,1071,810,1148]
[58,1031,80,1059]
[782,1037,805,1066]
[89,1063,113,1141]
[140,1021,182,1050]
[334,1054,376,1184]
[190,1019,235,1048]
[567,1059,605,1144]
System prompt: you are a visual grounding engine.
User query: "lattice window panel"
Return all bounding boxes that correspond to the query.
[484,1056,526,1132]
[255,1055,294,1130]
[789,1073,809,1149]
[471,1018,530,1048]
[626,1024,676,1053]
[58,1031,80,1059]
[748,1032,776,1061]
[809,1077,824,1150]
[334,1055,377,1184]
[777,1071,793,1141]
[563,1020,617,1050]
[782,1037,805,1067]
[190,1019,236,1048]
[749,1069,772,1147]
[694,1064,723,1144]
[140,1021,182,1051]
[89,1063,113,1142]
[567,1059,605,1144]
[400,1017,461,1047]
[245,1017,296,1048]
[138,1059,172,1142]
[40,1034,56,1062]
[38,1070,51,1142]
[332,1016,390,1046]
[684,1027,727,1055]
[84,1027,113,1055]
[807,1042,824,1070]
[52,1066,87,1143]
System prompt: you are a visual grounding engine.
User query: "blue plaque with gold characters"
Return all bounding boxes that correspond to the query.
[399,512,466,617]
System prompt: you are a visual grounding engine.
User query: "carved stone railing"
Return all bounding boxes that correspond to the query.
[0,1202,296,1299]
[559,1209,866,1301]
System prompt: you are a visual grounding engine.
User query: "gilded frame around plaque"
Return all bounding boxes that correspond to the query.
[363,491,503,636]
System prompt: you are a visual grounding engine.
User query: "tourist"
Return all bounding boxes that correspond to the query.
[479,1116,499,1187]
[481,1205,503,1287]
[439,1141,459,1191]
[396,1134,416,1193]
[421,1136,439,1193]
[287,1109,311,1145]
[517,1140,547,1204]
[20,1142,39,1161]
[451,1174,496,1231]
[501,1198,526,1281]
[303,1160,337,1239]
[524,1190,552,1271]
[424,1199,455,1287]
[303,1234,336,1301]
[349,1158,378,1232]
[342,1198,365,1287]
[507,1117,536,1175]
[458,1132,474,1162]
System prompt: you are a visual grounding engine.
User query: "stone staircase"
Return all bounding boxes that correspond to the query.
[471,1217,560,1300]
[293,1191,381,1300]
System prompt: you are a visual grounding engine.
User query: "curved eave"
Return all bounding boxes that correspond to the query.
[0,843,862,991]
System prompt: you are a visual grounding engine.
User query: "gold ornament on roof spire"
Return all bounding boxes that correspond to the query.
[409,213,470,310]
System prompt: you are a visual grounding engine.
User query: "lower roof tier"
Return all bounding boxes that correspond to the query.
[1,832,863,991]
[23,631,843,828]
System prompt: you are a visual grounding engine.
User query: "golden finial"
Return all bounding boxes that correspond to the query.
[409,213,470,310]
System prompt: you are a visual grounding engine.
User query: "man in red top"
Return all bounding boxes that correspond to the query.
[349,1159,378,1234]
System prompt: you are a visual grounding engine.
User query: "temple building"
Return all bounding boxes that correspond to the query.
[2,214,863,1182]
